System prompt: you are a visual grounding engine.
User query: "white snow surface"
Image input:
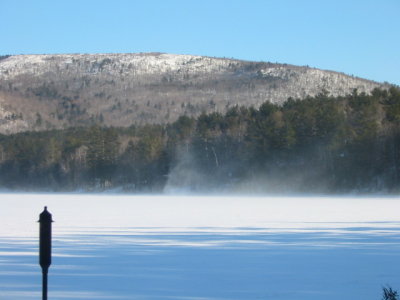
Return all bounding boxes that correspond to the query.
[1,194,400,238]
[1,194,400,300]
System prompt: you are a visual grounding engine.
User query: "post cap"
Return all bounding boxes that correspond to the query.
[39,206,53,223]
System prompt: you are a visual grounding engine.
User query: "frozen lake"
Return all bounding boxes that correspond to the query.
[1,194,400,299]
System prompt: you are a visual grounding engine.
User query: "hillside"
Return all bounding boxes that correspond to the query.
[0,53,386,134]
[0,87,399,193]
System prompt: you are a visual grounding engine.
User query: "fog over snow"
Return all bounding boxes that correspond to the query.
[2,194,400,237]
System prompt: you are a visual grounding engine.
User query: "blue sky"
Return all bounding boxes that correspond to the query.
[1,0,399,85]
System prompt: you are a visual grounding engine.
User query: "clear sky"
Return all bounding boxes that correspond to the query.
[1,0,399,85]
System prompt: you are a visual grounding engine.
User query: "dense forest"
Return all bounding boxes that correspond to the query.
[0,87,399,194]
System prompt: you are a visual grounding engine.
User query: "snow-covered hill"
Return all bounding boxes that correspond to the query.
[0,53,387,134]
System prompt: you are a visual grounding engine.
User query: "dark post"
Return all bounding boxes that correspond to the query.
[39,206,53,300]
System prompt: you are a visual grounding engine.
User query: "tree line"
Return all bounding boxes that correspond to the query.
[0,87,399,193]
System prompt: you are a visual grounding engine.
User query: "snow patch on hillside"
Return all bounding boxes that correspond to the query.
[0,53,234,80]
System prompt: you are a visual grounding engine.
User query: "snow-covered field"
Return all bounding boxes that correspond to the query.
[1,194,400,299]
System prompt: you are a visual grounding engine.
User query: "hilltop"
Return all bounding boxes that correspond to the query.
[0,53,387,134]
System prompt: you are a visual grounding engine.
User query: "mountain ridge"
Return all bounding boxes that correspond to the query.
[0,53,388,134]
